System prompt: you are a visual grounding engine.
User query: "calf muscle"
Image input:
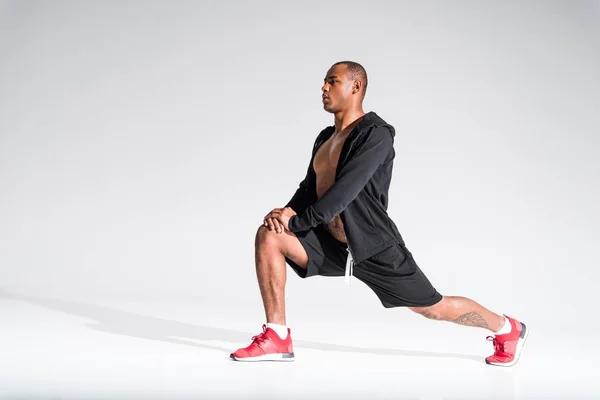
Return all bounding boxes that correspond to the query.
[254,226,309,325]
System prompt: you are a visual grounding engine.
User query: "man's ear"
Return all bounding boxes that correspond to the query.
[352,80,362,94]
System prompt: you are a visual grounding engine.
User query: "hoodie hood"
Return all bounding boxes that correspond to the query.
[347,111,396,138]
[314,111,396,153]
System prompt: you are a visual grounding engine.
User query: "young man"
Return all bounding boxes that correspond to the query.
[230,61,528,367]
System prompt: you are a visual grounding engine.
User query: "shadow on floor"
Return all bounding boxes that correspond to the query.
[0,288,483,363]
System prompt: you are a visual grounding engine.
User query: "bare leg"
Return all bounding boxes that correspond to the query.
[409,296,505,332]
[254,225,309,326]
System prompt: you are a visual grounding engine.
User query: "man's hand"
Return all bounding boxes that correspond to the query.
[263,207,297,234]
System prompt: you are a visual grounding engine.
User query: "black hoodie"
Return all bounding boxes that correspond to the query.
[286,111,405,265]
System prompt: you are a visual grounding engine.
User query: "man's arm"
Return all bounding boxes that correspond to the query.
[287,126,393,232]
[285,175,307,213]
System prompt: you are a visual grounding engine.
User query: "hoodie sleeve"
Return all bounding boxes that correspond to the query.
[285,175,308,213]
[287,126,393,232]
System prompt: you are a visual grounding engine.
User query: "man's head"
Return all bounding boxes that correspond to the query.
[321,61,368,113]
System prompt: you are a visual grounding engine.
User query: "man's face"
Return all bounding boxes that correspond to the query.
[321,64,355,113]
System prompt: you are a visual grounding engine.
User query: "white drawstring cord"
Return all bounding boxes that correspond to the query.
[345,247,354,286]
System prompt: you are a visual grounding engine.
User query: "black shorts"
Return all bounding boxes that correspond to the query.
[285,225,443,308]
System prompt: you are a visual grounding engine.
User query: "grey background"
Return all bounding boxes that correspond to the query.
[1,0,599,329]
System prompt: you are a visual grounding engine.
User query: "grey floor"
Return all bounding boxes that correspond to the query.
[1,284,598,400]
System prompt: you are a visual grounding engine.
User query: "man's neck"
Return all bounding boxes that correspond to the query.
[333,108,366,135]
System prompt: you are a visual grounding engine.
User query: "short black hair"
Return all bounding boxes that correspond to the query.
[332,61,368,99]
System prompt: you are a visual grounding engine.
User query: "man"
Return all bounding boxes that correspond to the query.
[230,61,528,367]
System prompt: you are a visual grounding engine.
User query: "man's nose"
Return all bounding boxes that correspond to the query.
[322,83,329,92]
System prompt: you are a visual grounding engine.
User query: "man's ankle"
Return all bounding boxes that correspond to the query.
[266,322,288,339]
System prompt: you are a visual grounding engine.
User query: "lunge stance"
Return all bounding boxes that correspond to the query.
[231,61,528,366]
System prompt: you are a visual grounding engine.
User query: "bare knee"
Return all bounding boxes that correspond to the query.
[409,297,447,320]
[255,225,283,250]
[255,225,308,269]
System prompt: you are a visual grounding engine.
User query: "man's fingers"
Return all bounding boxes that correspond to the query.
[264,213,277,222]
[263,217,284,233]
[266,217,282,233]
[274,218,285,233]
[263,209,285,232]
[263,217,272,229]
[273,218,283,233]
[274,217,286,233]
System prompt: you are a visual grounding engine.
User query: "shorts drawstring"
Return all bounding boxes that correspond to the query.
[345,247,354,286]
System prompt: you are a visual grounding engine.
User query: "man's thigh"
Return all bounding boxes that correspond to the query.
[282,225,348,279]
[354,242,443,308]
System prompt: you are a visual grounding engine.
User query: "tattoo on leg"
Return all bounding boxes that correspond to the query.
[452,312,489,329]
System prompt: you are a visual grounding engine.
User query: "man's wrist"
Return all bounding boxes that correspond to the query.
[288,214,296,231]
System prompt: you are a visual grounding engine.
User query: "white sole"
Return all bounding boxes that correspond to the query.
[230,352,295,362]
[486,322,529,367]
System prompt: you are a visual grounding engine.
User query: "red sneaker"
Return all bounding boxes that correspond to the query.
[485,315,528,367]
[230,324,295,362]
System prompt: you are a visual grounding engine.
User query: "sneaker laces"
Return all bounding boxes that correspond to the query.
[486,335,506,355]
[251,325,270,347]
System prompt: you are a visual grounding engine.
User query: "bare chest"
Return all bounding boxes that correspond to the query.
[312,134,348,241]
[312,135,347,199]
